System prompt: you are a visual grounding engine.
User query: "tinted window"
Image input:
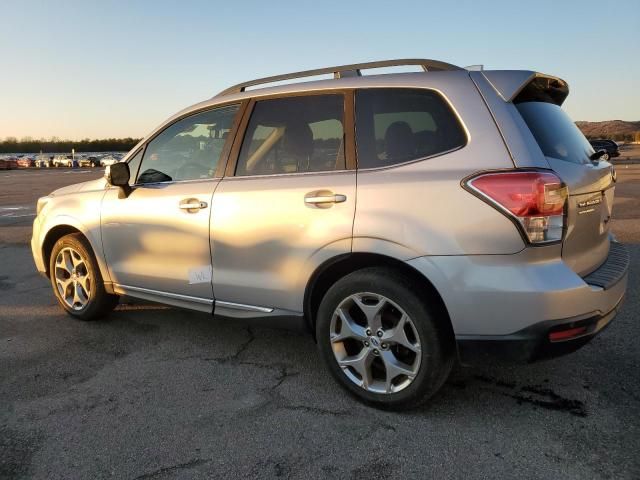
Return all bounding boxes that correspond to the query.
[137,104,239,184]
[516,102,593,165]
[355,88,466,169]
[235,95,345,176]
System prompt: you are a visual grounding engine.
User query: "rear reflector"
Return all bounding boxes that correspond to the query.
[549,326,587,342]
[465,171,568,244]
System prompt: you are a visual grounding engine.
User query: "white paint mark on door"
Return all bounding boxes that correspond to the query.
[188,265,212,284]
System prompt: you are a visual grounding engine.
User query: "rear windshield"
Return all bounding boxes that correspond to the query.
[516,102,594,165]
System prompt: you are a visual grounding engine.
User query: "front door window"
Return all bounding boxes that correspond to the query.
[137,105,239,184]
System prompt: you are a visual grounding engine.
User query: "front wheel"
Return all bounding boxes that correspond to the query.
[49,233,119,320]
[602,152,610,161]
[316,268,454,409]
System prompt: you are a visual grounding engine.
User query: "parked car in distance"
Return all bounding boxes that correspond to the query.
[79,156,101,168]
[35,154,52,168]
[17,156,35,168]
[31,59,629,409]
[4,157,18,169]
[52,155,74,168]
[589,139,620,160]
[100,155,118,167]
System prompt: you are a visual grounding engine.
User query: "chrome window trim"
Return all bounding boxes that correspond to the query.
[129,177,222,188]
[160,86,468,180]
[355,144,466,173]
[221,168,353,181]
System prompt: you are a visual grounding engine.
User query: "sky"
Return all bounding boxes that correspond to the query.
[1,0,638,140]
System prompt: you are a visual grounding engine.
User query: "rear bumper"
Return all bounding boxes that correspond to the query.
[407,241,629,364]
[456,296,623,364]
[454,242,629,364]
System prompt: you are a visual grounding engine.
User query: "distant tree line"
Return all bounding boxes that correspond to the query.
[583,132,640,142]
[0,137,142,153]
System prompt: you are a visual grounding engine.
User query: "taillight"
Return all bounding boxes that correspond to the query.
[465,171,568,244]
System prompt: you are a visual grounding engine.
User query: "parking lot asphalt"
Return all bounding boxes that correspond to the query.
[1,167,639,479]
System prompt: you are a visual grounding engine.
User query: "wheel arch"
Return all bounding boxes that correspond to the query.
[304,252,454,342]
[42,225,86,277]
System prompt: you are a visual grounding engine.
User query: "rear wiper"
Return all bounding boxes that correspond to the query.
[590,149,607,162]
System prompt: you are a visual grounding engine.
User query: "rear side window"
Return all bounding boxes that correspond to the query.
[516,102,594,165]
[235,94,345,176]
[355,88,466,169]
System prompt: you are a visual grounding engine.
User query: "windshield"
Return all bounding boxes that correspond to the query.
[516,102,594,165]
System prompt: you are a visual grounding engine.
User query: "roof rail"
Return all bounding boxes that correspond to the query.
[215,58,462,97]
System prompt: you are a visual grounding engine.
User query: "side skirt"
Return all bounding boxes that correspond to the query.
[113,284,213,313]
[213,300,308,332]
[111,284,308,332]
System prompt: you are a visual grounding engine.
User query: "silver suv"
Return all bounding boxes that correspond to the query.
[31,59,629,408]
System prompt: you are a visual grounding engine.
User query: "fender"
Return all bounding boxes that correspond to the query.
[40,213,112,286]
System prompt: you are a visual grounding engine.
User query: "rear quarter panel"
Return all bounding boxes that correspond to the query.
[353,74,524,257]
[469,71,549,169]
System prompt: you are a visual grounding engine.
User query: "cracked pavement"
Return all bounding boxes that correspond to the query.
[1,169,639,479]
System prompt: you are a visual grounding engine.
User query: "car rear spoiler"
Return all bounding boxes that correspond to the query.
[480,70,569,106]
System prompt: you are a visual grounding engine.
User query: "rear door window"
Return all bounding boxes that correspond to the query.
[355,88,466,169]
[235,94,345,176]
[516,102,594,165]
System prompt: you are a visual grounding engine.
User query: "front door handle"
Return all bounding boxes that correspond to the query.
[179,198,208,212]
[304,193,347,205]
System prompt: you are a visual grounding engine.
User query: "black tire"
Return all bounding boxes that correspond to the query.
[49,233,119,320]
[316,267,454,409]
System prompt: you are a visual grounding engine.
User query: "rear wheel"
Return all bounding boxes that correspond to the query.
[49,233,119,320]
[316,268,454,409]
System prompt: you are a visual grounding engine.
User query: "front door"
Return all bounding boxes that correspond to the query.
[210,93,356,314]
[101,104,241,310]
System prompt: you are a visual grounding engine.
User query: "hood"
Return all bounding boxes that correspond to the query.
[51,177,109,196]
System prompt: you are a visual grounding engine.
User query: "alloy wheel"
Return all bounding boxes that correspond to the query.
[54,247,91,310]
[329,292,421,394]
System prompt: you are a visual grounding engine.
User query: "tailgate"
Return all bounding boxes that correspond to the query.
[515,99,616,276]
[546,157,615,275]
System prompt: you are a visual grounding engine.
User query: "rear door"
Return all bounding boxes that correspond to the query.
[515,101,615,276]
[210,92,356,314]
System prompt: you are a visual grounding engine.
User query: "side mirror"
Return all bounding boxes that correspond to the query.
[105,162,132,196]
[589,149,607,162]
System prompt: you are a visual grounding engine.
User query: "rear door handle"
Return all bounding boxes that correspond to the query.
[304,194,347,205]
[179,199,208,212]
